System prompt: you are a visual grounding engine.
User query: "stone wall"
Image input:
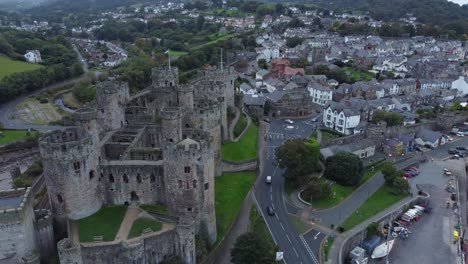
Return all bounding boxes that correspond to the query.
[0,188,39,264]
[34,209,55,260]
[96,81,130,132]
[221,159,258,173]
[321,133,366,148]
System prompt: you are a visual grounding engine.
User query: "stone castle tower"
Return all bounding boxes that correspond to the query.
[37,64,235,264]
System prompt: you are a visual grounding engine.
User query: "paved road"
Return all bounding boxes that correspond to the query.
[254,116,324,264]
[72,44,89,73]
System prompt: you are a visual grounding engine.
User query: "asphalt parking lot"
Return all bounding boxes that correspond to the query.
[375,160,461,264]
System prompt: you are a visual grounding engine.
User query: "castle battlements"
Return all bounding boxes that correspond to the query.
[0,187,32,224]
[161,107,181,120]
[97,81,129,95]
[72,108,97,121]
[39,130,92,155]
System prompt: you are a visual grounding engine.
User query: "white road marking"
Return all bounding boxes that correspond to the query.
[275,214,279,220]
[293,247,299,257]
[314,232,321,240]
[300,235,319,264]
[286,234,292,243]
[280,223,285,231]
[270,193,273,201]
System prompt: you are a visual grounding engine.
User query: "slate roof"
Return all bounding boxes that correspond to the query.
[416,127,442,143]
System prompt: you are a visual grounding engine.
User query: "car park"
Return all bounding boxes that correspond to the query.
[285,119,294,124]
[267,206,275,216]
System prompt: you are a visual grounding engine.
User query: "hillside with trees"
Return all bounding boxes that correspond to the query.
[0,28,82,104]
[314,0,468,38]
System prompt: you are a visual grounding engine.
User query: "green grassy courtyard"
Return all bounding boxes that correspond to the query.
[0,130,37,145]
[0,56,43,79]
[128,218,163,239]
[77,205,127,242]
[341,185,408,231]
[221,124,258,161]
[140,204,168,215]
[215,172,255,244]
[233,114,247,138]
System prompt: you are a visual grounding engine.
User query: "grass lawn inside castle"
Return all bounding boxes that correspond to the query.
[128,218,162,239]
[77,205,127,242]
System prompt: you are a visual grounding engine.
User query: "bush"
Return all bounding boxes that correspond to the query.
[39,98,49,104]
[366,222,379,237]
[324,152,364,186]
[301,178,331,201]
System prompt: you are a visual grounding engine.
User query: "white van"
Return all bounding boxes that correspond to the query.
[266,176,272,184]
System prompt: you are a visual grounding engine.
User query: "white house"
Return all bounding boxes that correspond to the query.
[323,102,361,135]
[24,50,42,63]
[308,83,333,106]
[452,76,468,95]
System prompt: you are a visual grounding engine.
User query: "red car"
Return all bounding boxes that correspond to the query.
[410,167,421,174]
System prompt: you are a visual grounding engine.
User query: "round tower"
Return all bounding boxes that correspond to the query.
[161,107,182,144]
[177,84,194,113]
[57,238,83,264]
[163,132,217,244]
[96,81,130,132]
[39,111,102,221]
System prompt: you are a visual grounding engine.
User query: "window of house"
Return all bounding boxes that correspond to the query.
[204,183,209,190]
[57,194,63,203]
[123,174,129,183]
[193,180,197,188]
[178,180,183,188]
[184,166,191,173]
[89,170,95,180]
[137,174,142,183]
[73,161,80,173]
[150,173,156,183]
[186,181,190,190]
[109,174,115,183]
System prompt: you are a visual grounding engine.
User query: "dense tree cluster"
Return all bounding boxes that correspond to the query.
[231,233,275,264]
[324,152,364,186]
[275,138,320,187]
[371,110,404,127]
[301,177,332,201]
[381,162,410,194]
[0,28,82,104]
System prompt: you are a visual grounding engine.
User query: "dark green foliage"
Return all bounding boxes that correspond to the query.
[275,138,320,187]
[231,233,275,264]
[381,162,410,194]
[13,159,43,188]
[195,236,209,263]
[302,178,332,201]
[286,37,304,48]
[372,110,404,127]
[366,222,379,237]
[72,84,96,103]
[233,115,248,138]
[257,58,268,69]
[324,152,364,186]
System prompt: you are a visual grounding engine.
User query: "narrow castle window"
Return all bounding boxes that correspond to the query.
[57,194,63,203]
[123,174,129,183]
[137,174,142,183]
[178,180,183,188]
[187,207,192,212]
[204,183,209,190]
[193,180,197,188]
[89,170,95,180]
[184,166,191,173]
[73,161,80,173]
[150,173,156,183]
[109,174,115,183]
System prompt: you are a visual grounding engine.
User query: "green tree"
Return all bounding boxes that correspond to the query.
[275,138,320,186]
[372,110,404,127]
[302,177,331,201]
[231,233,274,264]
[391,177,410,194]
[286,37,304,48]
[257,58,268,69]
[324,152,364,186]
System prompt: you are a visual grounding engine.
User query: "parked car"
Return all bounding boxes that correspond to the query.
[424,144,435,150]
[457,132,465,137]
[410,167,421,174]
[263,118,271,123]
[446,135,454,141]
[406,170,417,177]
[456,146,467,151]
[285,125,294,129]
[407,167,419,175]
[403,172,411,178]
[448,149,457,154]
[312,117,318,122]
[265,176,272,184]
[285,119,294,124]
[267,206,275,216]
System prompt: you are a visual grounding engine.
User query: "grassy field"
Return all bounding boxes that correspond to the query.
[0,130,35,145]
[191,33,237,50]
[140,204,168,215]
[77,205,127,242]
[0,56,43,79]
[307,164,385,209]
[249,205,275,247]
[215,172,255,245]
[233,114,247,138]
[323,236,335,261]
[128,218,162,239]
[168,50,188,57]
[343,67,375,82]
[341,185,407,231]
[221,124,258,161]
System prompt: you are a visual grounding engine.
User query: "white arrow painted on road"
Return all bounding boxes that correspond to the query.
[314,232,321,240]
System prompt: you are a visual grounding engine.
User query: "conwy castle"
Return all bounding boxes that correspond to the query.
[0,65,236,264]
